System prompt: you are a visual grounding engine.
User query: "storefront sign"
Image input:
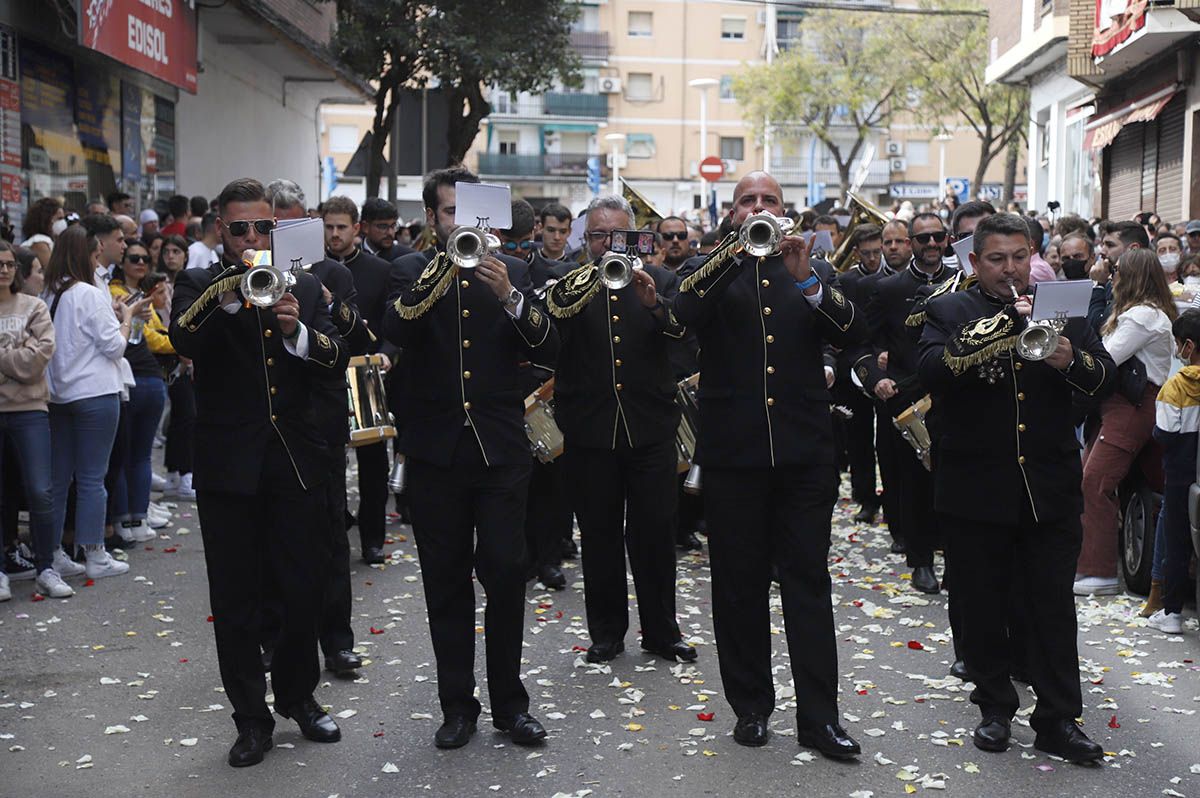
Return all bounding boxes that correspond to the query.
[0,26,21,209]
[77,0,198,93]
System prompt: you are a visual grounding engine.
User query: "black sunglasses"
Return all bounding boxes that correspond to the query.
[912,231,948,245]
[125,254,152,264]
[224,219,275,236]
[661,231,688,241]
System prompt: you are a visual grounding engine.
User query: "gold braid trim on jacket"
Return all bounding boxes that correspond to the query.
[392,252,454,321]
[678,231,741,294]
[545,265,602,319]
[176,273,244,330]
[941,309,1019,375]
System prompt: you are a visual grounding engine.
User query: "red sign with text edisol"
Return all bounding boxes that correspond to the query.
[77,0,198,93]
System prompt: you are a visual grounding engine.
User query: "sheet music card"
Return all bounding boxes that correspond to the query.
[1031,279,1092,321]
[454,182,512,229]
[271,217,325,269]
[952,235,974,275]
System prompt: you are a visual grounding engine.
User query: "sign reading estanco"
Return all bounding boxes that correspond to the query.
[78,0,199,93]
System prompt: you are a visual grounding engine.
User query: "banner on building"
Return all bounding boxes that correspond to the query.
[77,0,198,93]
[0,26,22,213]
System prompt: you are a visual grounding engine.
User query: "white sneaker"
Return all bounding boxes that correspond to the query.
[146,505,171,529]
[35,568,75,598]
[0,571,10,601]
[116,519,137,544]
[171,473,196,501]
[85,548,130,579]
[150,471,173,492]
[52,548,87,578]
[1146,609,1184,634]
[123,519,156,542]
[1072,576,1121,596]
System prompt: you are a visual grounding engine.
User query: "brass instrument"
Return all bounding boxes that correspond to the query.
[388,456,407,494]
[240,249,298,307]
[446,226,500,269]
[1009,283,1066,361]
[523,377,563,463]
[675,373,702,494]
[830,192,890,272]
[621,177,666,230]
[894,394,933,471]
[739,212,796,257]
[347,354,397,447]
[598,252,640,290]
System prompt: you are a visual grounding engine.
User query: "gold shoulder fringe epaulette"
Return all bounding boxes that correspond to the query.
[176,269,244,329]
[393,252,454,321]
[679,231,741,294]
[942,309,1018,375]
[546,264,601,319]
[905,272,977,327]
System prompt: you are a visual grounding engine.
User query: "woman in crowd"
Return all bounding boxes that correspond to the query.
[143,232,164,272]
[20,197,65,268]
[42,226,148,579]
[107,240,170,543]
[1076,249,1177,596]
[0,242,59,600]
[155,234,195,500]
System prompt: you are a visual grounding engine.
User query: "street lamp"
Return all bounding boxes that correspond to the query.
[935,132,954,204]
[605,133,627,195]
[688,78,719,222]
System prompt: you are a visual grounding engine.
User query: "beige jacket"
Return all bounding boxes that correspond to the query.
[0,292,55,413]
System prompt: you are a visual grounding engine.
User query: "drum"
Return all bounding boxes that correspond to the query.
[347,354,397,447]
[893,394,933,471]
[675,372,701,480]
[524,377,563,464]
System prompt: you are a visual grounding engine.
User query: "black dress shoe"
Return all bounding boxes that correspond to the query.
[853,504,879,524]
[642,640,698,662]
[228,726,273,767]
[324,649,363,676]
[1034,720,1103,763]
[279,697,341,743]
[732,714,769,747]
[434,715,476,749]
[973,717,1011,752]
[796,723,861,760]
[362,546,386,565]
[538,564,566,590]
[677,530,703,551]
[949,660,970,681]
[561,538,579,559]
[585,640,624,663]
[889,538,907,555]
[494,712,547,745]
[261,646,274,672]
[911,565,940,594]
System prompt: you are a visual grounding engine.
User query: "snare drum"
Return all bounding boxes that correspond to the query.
[893,394,933,471]
[524,377,564,463]
[675,373,700,474]
[347,354,397,447]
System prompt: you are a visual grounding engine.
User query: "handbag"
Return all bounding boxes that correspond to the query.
[1116,355,1149,406]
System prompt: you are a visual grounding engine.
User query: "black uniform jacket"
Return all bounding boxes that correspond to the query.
[332,247,392,355]
[169,259,351,494]
[546,261,685,449]
[918,285,1115,525]
[861,261,958,408]
[833,263,886,384]
[519,251,571,397]
[309,257,372,447]
[382,249,559,468]
[671,242,868,469]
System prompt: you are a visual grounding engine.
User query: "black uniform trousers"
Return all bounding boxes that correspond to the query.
[874,403,900,541]
[841,388,878,508]
[942,506,1083,731]
[524,458,572,572]
[563,436,682,650]
[887,423,937,567]
[406,428,532,722]
[197,440,326,734]
[319,447,354,657]
[353,441,389,552]
[704,464,840,729]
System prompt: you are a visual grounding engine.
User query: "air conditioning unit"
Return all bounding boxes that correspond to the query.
[890,158,907,172]
[756,9,766,24]
[598,77,622,94]
[885,140,904,156]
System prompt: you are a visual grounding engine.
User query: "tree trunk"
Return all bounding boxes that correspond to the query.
[1002,139,1019,209]
[443,80,492,168]
[972,133,996,202]
[366,86,389,199]
[837,161,852,199]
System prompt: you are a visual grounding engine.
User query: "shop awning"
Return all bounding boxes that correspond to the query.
[540,123,599,134]
[1083,84,1178,150]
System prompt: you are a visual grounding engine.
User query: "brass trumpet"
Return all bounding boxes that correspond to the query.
[1009,282,1064,361]
[738,211,796,258]
[597,252,641,290]
[240,249,297,308]
[446,226,500,269]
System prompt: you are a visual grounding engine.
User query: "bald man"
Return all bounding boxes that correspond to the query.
[673,172,868,759]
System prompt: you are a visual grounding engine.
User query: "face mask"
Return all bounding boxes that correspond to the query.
[1160,252,1181,271]
[1184,275,1200,287]
[1061,257,1089,280]
[51,218,68,236]
[1042,232,1050,251]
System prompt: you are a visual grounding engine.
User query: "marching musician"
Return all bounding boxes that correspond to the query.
[169,178,350,767]
[918,213,1112,763]
[545,195,695,665]
[673,172,867,758]
[494,198,573,591]
[383,168,558,750]
[861,212,957,593]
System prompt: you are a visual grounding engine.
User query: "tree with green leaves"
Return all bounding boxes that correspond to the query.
[329,0,581,196]
[733,11,917,197]
[901,0,1028,201]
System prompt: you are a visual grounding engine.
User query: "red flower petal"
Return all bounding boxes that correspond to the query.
[83,579,95,587]
[206,615,214,622]
[369,627,384,635]
[1108,714,1120,729]
[30,593,44,602]
[163,547,177,553]
[179,658,188,663]
[697,712,714,722]
[907,640,924,650]
[852,600,863,608]
[373,730,385,738]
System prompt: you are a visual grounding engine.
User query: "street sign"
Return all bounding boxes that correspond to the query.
[699,155,725,182]
[946,177,970,204]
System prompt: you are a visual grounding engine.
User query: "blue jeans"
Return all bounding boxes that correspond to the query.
[1152,508,1165,583]
[49,394,120,547]
[0,411,55,572]
[111,377,166,520]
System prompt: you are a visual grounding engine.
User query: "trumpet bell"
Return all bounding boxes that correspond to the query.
[240,250,295,308]
[1016,323,1059,361]
[739,212,795,258]
[388,456,407,494]
[446,226,500,269]
[598,252,637,290]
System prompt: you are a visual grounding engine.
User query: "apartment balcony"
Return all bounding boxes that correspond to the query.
[490,92,609,121]
[477,152,607,178]
[771,158,891,188]
[570,30,611,61]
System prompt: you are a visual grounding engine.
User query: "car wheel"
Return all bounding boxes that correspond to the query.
[1118,482,1157,596]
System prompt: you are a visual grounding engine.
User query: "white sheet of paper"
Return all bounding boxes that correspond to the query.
[567,215,588,252]
[1031,278,1092,321]
[952,235,974,275]
[270,217,325,269]
[801,230,835,254]
[454,182,512,229]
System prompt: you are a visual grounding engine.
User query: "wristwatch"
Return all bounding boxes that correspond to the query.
[501,287,521,307]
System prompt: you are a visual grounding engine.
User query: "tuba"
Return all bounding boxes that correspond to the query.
[240,249,296,308]
[446,226,500,269]
[598,252,640,289]
[830,192,890,272]
[739,211,796,257]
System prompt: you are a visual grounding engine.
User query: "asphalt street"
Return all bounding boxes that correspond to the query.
[1,468,1198,798]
